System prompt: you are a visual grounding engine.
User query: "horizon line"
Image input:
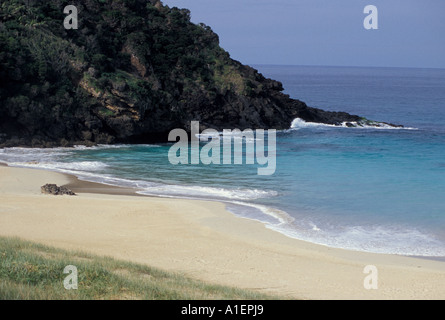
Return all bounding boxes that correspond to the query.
[248,63,445,71]
[246,59,445,70]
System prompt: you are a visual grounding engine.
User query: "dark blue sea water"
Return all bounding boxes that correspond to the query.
[2,65,445,256]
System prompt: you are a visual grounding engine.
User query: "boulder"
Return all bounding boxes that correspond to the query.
[41,184,76,196]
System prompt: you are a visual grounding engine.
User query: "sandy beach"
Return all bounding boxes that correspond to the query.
[0,163,444,299]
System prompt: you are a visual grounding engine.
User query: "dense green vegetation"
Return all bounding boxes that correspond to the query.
[0,0,365,147]
[0,0,227,96]
[0,236,279,300]
[0,0,269,146]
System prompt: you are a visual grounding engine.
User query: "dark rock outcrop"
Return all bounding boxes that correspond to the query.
[0,0,401,148]
[41,184,76,196]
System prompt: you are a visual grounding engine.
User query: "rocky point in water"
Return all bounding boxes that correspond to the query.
[0,0,402,148]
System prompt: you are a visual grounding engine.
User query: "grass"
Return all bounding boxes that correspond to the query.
[0,237,280,300]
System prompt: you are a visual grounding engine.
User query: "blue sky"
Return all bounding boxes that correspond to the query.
[162,0,445,68]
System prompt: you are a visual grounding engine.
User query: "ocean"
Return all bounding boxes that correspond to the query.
[1,65,445,257]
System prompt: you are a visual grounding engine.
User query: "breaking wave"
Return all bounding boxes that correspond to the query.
[289,118,418,130]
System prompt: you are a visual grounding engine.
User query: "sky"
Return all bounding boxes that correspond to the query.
[162,0,445,69]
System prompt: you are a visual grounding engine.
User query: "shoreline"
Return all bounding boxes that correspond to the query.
[1,163,445,299]
[5,161,445,261]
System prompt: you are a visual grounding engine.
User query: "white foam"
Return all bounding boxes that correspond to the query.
[196,131,265,143]
[1,145,277,202]
[137,184,278,201]
[3,143,442,257]
[268,221,445,257]
[72,144,161,150]
[290,118,339,129]
[227,201,295,225]
[289,117,418,130]
[8,161,109,172]
[224,200,445,256]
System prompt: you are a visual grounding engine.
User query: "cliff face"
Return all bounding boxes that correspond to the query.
[0,0,365,147]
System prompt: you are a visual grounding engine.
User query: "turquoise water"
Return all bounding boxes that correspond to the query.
[2,65,445,256]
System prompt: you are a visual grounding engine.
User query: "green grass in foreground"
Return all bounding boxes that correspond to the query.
[0,237,279,300]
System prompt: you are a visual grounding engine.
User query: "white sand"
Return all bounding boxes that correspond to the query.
[0,165,444,299]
